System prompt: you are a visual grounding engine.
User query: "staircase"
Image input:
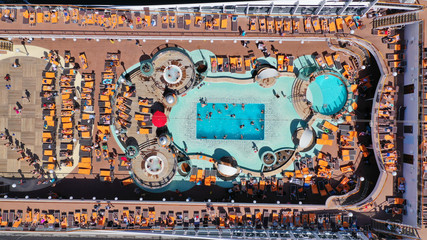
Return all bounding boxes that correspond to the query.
[138,139,157,151]
[371,218,420,239]
[0,40,13,51]
[373,11,419,29]
[291,79,311,120]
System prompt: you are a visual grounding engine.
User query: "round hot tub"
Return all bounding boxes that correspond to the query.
[306,73,347,115]
[145,155,165,175]
[163,65,182,84]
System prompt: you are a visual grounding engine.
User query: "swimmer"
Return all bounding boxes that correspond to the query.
[232,103,236,106]
[206,114,209,119]
[240,124,244,129]
[214,135,217,139]
[250,121,254,125]
[255,128,259,131]
[225,104,229,110]
[218,110,221,114]
[223,135,227,139]
[212,104,215,109]
[242,103,245,110]
[261,125,264,130]
[241,134,243,139]
[231,114,235,118]
[259,119,264,122]
[209,112,213,117]
[197,118,202,121]
[261,110,264,114]
[197,114,201,117]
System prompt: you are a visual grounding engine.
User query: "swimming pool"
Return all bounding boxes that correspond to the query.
[306,73,347,115]
[196,103,265,140]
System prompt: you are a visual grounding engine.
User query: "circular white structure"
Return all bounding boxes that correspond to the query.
[163,65,182,84]
[159,136,168,145]
[145,155,165,175]
[299,128,314,149]
[166,95,175,104]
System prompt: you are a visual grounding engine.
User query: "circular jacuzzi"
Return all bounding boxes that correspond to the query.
[306,73,347,115]
[145,155,165,175]
[163,65,182,84]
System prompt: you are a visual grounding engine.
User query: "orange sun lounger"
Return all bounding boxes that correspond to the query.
[325,54,334,68]
[259,17,266,32]
[277,55,285,71]
[274,17,282,33]
[336,17,344,32]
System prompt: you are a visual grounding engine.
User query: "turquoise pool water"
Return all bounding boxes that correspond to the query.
[196,103,265,140]
[306,74,347,115]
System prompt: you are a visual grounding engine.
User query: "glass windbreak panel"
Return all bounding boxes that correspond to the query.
[248,7,257,14]
[235,6,246,13]
[259,7,270,14]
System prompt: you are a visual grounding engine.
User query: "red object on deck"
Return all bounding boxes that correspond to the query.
[152,111,167,127]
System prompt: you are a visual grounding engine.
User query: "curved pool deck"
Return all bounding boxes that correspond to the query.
[168,76,323,172]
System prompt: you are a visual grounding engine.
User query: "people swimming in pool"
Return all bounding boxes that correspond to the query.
[261,110,264,114]
[225,104,229,110]
[250,121,254,125]
[240,124,245,129]
[255,128,259,131]
[212,104,215,110]
[242,103,245,110]
[230,114,235,118]
[223,135,227,139]
[218,110,221,114]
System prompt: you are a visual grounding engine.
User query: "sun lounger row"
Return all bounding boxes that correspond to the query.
[1,205,357,232]
[1,8,17,23]
[41,70,58,170]
[378,85,398,172]
[58,72,76,164]
[78,72,96,175]
[136,97,153,135]
[97,56,117,166]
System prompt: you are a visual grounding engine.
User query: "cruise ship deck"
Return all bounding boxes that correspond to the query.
[0,1,426,239]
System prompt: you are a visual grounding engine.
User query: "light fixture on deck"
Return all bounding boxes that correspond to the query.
[25,196,29,199]
[69,196,73,200]
[11,183,16,188]
[298,201,302,205]
[231,200,234,203]
[96,39,100,42]
[139,197,143,201]
[186,198,190,202]
[166,39,169,43]
[253,200,256,204]
[51,38,55,41]
[360,177,365,182]
[118,39,121,42]
[392,172,397,176]
[301,40,304,44]
[92,197,96,200]
[233,40,237,43]
[143,39,146,42]
[392,72,397,76]
[361,65,366,70]
[4,195,7,199]
[208,199,211,202]
[73,38,76,41]
[277,201,280,204]
[48,196,52,199]
[8,37,12,40]
[114,197,118,201]
[350,30,355,34]
[348,212,353,217]
[210,40,213,43]
[189,40,192,43]
[279,40,282,44]
[162,198,166,201]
